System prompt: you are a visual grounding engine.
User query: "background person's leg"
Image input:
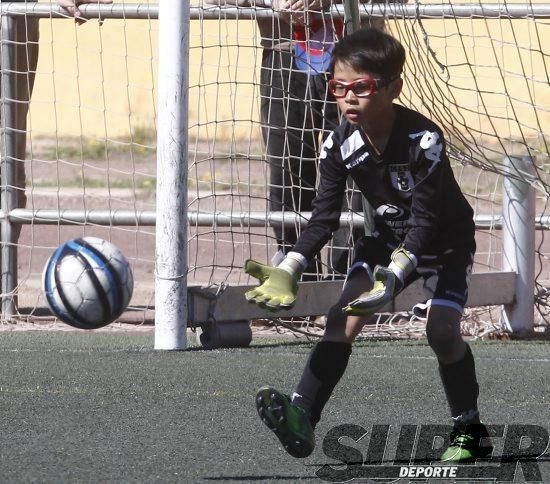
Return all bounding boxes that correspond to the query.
[260,49,320,277]
[329,182,364,277]
[1,15,38,308]
[14,16,39,222]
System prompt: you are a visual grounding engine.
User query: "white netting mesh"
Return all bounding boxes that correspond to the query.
[187,2,550,337]
[2,5,158,325]
[1,2,549,336]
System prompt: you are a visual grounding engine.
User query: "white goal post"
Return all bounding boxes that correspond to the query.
[154,0,190,350]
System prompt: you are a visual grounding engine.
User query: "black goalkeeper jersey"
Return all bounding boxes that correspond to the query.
[291,104,475,261]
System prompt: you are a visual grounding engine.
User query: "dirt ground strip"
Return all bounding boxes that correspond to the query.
[10,142,550,333]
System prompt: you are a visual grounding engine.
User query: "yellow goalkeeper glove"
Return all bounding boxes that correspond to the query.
[244,252,306,311]
[343,246,417,316]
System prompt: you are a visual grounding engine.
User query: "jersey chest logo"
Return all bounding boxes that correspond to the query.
[375,203,406,220]
[389,164,414,192]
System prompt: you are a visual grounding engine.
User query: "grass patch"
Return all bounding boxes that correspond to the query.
[32,176,155,191]
[188,178,265,195]
[34,127,157,161]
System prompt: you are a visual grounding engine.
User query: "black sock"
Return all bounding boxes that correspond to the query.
[438,343,480,422]
[292,341,352,426]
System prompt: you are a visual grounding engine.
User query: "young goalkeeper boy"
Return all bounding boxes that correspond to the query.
[244,27,493,463]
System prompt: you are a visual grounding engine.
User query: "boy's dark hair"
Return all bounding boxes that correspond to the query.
[329,28,406,80]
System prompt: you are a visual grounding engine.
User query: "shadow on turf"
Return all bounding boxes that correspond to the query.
[203,476,317,481]
[186,339,317,351]
[189,337,433,351]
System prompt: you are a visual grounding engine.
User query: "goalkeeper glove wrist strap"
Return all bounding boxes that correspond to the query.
[277,251,308,278]
[388,246,417,285]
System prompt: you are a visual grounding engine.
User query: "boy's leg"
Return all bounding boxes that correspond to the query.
[291,269,374,425]
[255,270,374,457]
[421,243,492,462]
[422,246,481,421]
[426,305,478,418]
[287,237,392,422]
[427,306,492,461]
[255,236,390,457]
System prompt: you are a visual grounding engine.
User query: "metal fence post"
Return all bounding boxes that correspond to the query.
[501,156,536,335]
[154,0,190,349]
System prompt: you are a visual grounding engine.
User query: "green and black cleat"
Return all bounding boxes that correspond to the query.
[441,423,493,463]
[255,386,315,458]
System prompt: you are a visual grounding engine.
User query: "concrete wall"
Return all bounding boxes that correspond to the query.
[28,10,549,144]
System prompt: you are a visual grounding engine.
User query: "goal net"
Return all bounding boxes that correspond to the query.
[1,2,549,338]
[187,1,550,337]
[389,5,550,335]
[1,4,159,327]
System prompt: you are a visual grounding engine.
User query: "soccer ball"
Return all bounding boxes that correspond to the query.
[42,237,134,329]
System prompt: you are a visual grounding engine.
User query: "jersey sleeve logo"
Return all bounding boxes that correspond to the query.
[345,150,370,170]
[319,131,334,161]
[409,130,443,172]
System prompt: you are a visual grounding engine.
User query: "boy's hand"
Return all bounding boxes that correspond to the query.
[343,246,417,316]
[244,260,299,311]
[343,265,398,316]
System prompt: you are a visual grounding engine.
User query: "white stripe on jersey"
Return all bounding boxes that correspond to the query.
[340,129,365,160]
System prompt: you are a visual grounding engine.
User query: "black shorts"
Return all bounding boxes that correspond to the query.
[347,235,476,315]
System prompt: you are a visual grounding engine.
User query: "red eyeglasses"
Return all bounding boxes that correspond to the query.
[328,76,397,98]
